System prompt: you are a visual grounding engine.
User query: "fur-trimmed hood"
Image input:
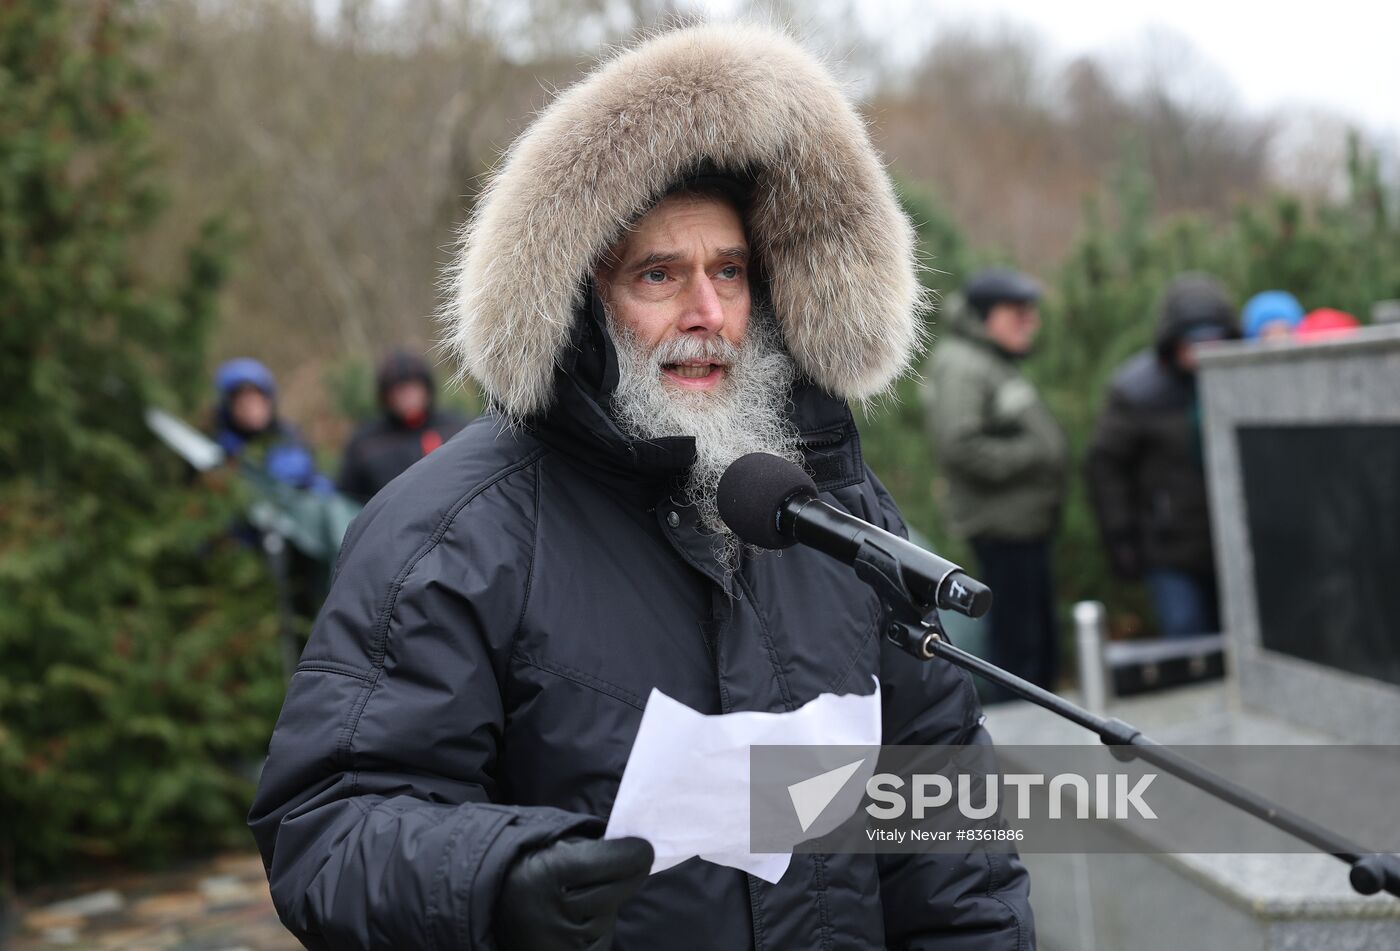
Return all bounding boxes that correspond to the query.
[445,23,922,422]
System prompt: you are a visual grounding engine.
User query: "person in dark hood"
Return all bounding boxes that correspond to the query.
[249,25,1033,951]
[213,357,331,494]
[1086,273,1239,638]
[336,350,470,504]
[921,268,1068,702]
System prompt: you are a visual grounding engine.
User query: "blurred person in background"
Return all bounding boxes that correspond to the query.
[1087,274,1238,639]
[212,357,331,494]
[922,267,1068,701]
[337,349,470,504]
[212,358,340,631]
[1296,307,1361,339]
[1241,289,1304,340]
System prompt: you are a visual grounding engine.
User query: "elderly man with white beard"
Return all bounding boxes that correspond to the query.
[250,24,1034,951]
[600,179,803,569]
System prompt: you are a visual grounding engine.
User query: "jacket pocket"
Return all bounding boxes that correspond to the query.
[509,647,649,711]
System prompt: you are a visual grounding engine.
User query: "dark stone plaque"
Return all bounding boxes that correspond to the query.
[1237,425,1400,686]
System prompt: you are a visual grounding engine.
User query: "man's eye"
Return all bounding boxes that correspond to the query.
[641,269,667,284]
[719,265,741,280]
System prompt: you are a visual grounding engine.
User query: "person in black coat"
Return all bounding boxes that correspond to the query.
[249,24,1033,951]
[1086,273,1239,637]
[337,350,469,505]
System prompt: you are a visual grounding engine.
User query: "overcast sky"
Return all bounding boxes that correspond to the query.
[700,0,1399,140]
[322,1,1398,142]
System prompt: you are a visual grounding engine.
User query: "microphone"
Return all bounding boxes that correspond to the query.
[716,453,992,618]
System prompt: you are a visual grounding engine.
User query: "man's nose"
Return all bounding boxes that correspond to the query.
[679,272,725,335]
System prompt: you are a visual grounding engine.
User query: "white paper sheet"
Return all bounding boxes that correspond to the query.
[603,678,881,884]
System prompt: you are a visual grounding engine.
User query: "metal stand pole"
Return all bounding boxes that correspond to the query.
[1073,600,1110,713]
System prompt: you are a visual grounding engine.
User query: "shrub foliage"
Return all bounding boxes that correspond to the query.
[0,2,279,886]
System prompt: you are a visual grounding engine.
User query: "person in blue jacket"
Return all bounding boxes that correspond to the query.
[212,357,332,494]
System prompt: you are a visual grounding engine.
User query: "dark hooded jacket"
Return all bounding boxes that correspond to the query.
[337,351,470,505]
[249,24,1033,951]
[1086,274,1238,577]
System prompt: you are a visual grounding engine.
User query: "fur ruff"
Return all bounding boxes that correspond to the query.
[445,23,924,421]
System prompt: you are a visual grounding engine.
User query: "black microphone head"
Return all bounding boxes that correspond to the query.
[717,453,817,549]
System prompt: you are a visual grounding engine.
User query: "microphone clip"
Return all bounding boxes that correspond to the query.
[851,534,946,661]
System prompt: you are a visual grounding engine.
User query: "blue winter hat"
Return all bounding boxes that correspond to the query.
[1242,291,1305,339]
[214,357,277,398]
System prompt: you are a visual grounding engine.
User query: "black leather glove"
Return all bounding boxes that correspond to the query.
[495,836,654,951]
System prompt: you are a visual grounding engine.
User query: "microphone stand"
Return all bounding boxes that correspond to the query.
[849,531,1400,900]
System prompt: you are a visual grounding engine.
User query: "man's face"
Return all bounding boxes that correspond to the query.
[230,384,273,433]
[386,379,430,422]
[983,300,1041,355]
[597,195,751,392]
[595,192,801,558]
[1175,340,1200,374]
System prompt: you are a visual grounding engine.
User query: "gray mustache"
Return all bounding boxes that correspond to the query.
[647,334,743,367]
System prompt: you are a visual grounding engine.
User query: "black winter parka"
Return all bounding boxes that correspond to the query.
[1085,353,1214,577]
[1085,273,1238,578]
[337,407,470,505]
[249,321,1035,951]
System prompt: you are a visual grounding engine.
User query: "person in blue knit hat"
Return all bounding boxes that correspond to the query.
[1242,290,1305,340]
[212,357,332,494]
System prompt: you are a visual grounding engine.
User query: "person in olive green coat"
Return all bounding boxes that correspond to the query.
[922,268,1068,700]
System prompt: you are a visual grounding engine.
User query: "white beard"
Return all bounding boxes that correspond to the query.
[607,303,804,568]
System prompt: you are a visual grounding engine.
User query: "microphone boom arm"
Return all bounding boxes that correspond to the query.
[849,532,1400,901]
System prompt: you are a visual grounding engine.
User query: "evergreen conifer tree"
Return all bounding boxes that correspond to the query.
[0,1,281,886]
